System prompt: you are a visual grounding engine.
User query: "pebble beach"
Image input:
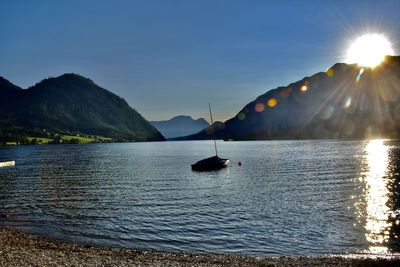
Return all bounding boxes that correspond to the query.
[1,227,400,267]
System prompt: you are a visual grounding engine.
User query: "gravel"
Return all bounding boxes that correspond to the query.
[1,227,400,266]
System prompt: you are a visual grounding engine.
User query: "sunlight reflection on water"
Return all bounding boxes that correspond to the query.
[2,140,400,255]
[357,140,393,253]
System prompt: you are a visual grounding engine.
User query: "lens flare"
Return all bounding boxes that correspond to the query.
[300,85,308,92]
[326,68,334,77]
[344,97,352,109]
[255,102,265,112]
[267,98,278,108]
[237,112,246,120]
[356,68,365,82]
[279,88,292,98]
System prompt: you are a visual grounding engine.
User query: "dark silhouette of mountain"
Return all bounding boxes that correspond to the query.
[170,121,225,141]
[151,115,209,139]
[0,74,165,141]
[178,55,400,140]
[0,77,23,114]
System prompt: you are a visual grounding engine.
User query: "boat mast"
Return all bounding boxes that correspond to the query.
[209,103,218,157]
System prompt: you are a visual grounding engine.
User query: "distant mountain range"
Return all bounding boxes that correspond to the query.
[3,55,400,143]
[178,55,400,140]
[0,74,165,141]
[151,115,209,139]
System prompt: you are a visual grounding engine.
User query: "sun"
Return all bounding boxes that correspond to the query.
[346,33,394,68]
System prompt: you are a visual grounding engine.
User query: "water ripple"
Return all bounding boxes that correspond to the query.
[1,140,400,256]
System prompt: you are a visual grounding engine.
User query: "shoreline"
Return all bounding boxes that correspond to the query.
[1,227,400,266]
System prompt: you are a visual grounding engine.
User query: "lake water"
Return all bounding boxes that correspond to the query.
[1,140,400,256]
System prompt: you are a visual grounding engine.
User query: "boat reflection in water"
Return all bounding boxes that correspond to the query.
[356,139,400,253]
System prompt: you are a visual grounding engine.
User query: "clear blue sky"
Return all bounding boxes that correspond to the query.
[1,0,399,121]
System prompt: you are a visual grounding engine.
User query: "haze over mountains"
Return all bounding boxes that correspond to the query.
[0,74,165,141]
[151,116,209,139]
[179,55,400,141]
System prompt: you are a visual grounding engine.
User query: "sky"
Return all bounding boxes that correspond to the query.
[1,0,399,122]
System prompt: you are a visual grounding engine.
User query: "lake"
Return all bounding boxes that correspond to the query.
[1,140,400,256]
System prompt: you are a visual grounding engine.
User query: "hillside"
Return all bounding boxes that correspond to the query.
[178,55,400,140]
[0,74,165,141]
[151,115,209,139]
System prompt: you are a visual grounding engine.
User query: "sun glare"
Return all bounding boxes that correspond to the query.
[346,34,394,68]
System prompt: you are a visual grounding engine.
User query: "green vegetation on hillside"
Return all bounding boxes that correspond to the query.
[0,74,165,142]
[1,131,114,146]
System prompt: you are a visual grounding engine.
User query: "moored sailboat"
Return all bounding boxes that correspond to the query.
[191,104,229,171]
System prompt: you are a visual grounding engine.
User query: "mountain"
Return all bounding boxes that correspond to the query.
[0,74,165,141]
[171,121,225,141]
[150,115,209,139]
[178,55,400,140]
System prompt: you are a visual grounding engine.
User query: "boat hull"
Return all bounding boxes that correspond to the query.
[191,156,229,171]
[0,161,15,168]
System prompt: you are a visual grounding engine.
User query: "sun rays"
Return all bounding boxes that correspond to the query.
[242,54,400,139]
[346,34,395,68]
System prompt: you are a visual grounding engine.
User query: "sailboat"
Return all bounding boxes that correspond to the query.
[191,104,229,171]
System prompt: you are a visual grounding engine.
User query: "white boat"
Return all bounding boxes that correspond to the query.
[0,161,15,168]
